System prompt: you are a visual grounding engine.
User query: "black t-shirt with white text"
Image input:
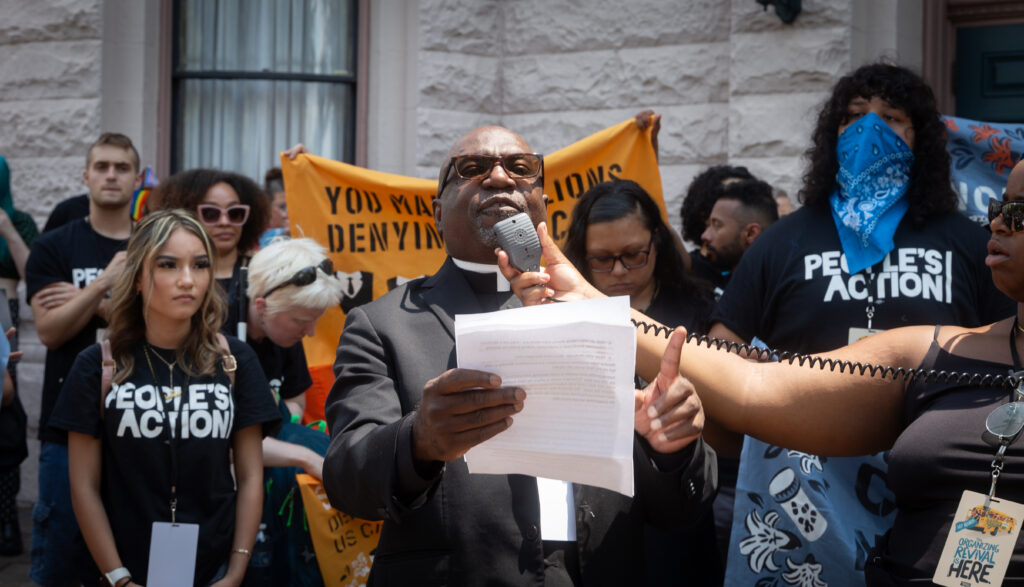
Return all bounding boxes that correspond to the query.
[711,206,1015,354]
[49,337,280,585]
[246,336,312,401]
[26,218,128,443]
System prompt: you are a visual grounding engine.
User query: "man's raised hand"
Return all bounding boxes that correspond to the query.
[497,222,601,306]
[634,327,703,454]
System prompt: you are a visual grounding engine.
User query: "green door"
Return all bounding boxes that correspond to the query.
[956,24,1024,123]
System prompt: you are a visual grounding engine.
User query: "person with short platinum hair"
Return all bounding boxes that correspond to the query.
[235,237,342,582]
[247,237,341,324]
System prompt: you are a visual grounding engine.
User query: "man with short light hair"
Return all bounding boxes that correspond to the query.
[26,132,139,585]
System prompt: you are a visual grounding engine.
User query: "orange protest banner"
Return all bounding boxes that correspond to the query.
[544,119,665,240]
[282,118,662,413]
[296,473,381,586]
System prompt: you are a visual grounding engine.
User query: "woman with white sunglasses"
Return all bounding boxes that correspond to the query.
[149,169,271,331]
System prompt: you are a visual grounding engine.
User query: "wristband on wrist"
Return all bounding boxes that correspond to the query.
[103,566,131,587]
[232,547,251,557]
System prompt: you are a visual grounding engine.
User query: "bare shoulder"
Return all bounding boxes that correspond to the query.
[940,318,1014,364]
[826,324,951,370]
[837,320,1013,369]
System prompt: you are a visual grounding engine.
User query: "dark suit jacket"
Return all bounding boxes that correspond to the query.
[324,258,717,586]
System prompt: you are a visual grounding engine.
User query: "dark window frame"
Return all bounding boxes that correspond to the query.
[169,0,359,173]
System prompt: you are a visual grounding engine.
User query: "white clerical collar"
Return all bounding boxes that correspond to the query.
[451,258,510,292]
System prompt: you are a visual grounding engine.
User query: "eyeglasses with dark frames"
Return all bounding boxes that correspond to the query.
[260,259,335,299]
[197,204,251,226]
[438,153,543,194]
[988,199,1024,232]
[585,239,653,273]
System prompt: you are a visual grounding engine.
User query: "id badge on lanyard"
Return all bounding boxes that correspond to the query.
[147,521,199,586]
[143,350,199,585]
[932,491,1023,586]
[935,347,1024,585]
[849,269,884,345]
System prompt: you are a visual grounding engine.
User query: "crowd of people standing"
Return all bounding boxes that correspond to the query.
[0,59,1020,586]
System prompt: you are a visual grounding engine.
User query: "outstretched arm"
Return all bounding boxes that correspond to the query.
[500,221,922,456]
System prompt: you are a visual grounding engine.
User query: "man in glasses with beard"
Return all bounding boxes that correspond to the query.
[322,126,716,586]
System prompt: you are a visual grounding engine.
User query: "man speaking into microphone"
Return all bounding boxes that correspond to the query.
[322,125,716,586]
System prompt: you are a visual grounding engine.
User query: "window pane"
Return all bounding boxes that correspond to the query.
[178,0,355,75]
[176,78,353,182]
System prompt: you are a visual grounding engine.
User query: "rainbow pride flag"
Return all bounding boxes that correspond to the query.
[131,166,159,221]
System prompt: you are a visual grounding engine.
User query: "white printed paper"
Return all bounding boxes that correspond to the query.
[456,296,636,496]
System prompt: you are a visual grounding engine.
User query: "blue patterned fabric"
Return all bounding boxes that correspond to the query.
[829,112,914,275]
[724,436,896,587]
[943,115,1024,223]
[724,338,898,587]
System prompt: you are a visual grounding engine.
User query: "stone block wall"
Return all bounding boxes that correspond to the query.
[415,0,861,237]
[0,0,102,218]
[0,0,924,510]
[0,0,104,507]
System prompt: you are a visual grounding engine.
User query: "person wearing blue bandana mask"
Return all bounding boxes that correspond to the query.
[831,109,914,274]
[707,63,1015,586]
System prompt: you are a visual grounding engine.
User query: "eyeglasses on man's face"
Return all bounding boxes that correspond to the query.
[259,259,335,299]
[585,240,653,273]
[197,204,250,226]
[438,153,543,194]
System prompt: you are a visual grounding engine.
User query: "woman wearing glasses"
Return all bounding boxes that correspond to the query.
[50,210,280,586]
[561,179,719,585]
[563,179,713,329]
[505,158,1024,584]
[149,169,271,330]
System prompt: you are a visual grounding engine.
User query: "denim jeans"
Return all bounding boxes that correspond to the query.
[30,442,97,586]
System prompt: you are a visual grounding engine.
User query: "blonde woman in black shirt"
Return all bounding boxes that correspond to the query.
[52,210,279,586]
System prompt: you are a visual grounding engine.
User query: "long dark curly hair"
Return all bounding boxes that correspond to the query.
[799,62,956,226]
[564,180,713,309]
[149,168,270,254]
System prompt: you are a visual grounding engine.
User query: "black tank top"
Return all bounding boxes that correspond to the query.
[868,329,1023,584]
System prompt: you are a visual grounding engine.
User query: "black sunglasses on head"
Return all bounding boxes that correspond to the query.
[260,259,335,299]
[988,199,1024,232]
[438,153,543,194]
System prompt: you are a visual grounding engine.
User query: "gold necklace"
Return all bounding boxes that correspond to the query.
[144,346,186,402]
